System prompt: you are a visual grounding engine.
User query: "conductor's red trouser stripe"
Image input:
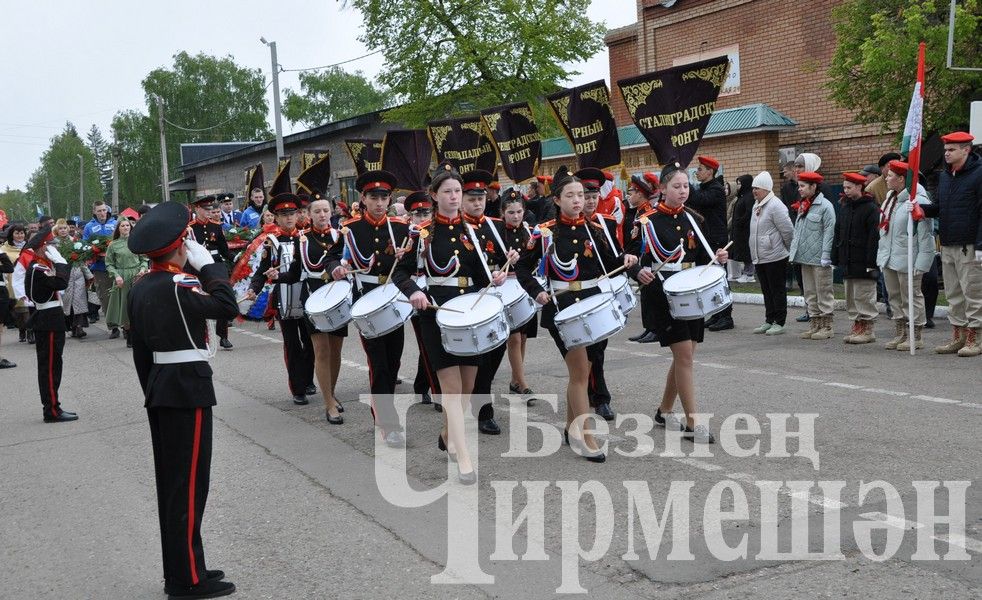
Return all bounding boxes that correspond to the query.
[186,408,202,585]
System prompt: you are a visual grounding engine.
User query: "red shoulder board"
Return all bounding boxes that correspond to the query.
[388,216,409,225]
[487,216,503,222]
[539,219,556,228]
[341,216,362,227]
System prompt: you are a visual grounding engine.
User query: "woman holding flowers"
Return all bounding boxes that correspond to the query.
[104,218,147,345]
[54,219,93,338]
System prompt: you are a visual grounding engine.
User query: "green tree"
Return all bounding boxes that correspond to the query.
[0,187,33,222]
[283,67,390,127]
[23,122,102,220]
[828,0,982,134]
[345,0,604,128]
[112,51,273,206]
[86,124,112,200]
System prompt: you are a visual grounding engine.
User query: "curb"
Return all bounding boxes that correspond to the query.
[732,292,949,319]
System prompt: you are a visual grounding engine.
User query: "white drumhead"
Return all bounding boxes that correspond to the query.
[662,265,726,293]
[438,294,504,326]
[598,275,628,294]
[555,292,615,320]
[351,283,401,318]
[305,280,351,312]
[494,278,526,303]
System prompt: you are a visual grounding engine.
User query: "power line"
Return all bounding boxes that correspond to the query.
[279,49,382,73]
[163,114,239,133]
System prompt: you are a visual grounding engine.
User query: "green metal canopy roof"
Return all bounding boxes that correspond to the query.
[541,103,797,158]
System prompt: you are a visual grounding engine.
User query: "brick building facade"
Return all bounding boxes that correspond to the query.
[602,0,898,191]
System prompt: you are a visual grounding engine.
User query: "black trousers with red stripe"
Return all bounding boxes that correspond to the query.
[472,342,507,420]
[410,316,440,396]
[35,329,65,418]
[148,406,212,588]
[278,317,314,396]
[359,326,404,432]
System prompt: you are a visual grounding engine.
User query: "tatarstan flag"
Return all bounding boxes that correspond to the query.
[900,41,926,222]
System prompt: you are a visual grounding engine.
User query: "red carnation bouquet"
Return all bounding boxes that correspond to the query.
[56,237,96,265]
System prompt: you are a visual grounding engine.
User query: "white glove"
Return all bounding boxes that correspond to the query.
[184,239,214,271]
[976,250,982,265]
[820,258,831,268]
[45,245,67,264]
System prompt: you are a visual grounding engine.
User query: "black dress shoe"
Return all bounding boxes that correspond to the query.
[594,403,615,421]
[628,330,649,342]
[705,313,720,327]
[165,571,226,595]
[638,331,658,343]
[219,337,233,350]
[335,401,344,413]
[326,411,343,425]
[166,579,235,599]
[0,358,15,369]
[478,418,501,435]
[292,395,309,405]
[109,327,120,339]
[59,409,77,417]
[925,319,935,329]
[305,384,317,395]
[458,469,477,485]
[434,402,443,412]
[707,316,734,331]
[126,338,132,348]
[43,413,78,423]
[27,330,35,344]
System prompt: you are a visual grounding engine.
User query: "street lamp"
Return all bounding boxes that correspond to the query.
[77,154,84,221]
[261,37,285,160]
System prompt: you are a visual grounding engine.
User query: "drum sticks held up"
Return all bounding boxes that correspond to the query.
[470,255,516,310]
[700,240,733,275]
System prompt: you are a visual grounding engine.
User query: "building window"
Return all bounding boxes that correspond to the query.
[338,176,358,206]
[672,44,740,97]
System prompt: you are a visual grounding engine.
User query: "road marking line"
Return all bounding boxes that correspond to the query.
[726,472,755,483]
[783,488,849,511]
[859,511,922,530]
[700,362,733,370]
[959,402,982,409]
[630,351,661,358]
[935,533,982,554]
[824,382,864,390]
[745,368,778,376]
[673,457,723,471]
[862,388,909,397]
[785,375,824,383]
[861,512,982,554]
[912,395,961,405]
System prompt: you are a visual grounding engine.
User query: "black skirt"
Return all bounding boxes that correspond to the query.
[417,308,481,371]
[645,276,705,347]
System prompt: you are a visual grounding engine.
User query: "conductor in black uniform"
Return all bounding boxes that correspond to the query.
[128,202,239,599]
[189,195,234,350]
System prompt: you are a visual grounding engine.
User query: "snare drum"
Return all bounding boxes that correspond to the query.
[554,292,625,349]
[598,274,637,315]
[437,293,509,356]
[350,283,413,338]
[492,278,536,330]
[661,265,732,320]
[305,280,353,332]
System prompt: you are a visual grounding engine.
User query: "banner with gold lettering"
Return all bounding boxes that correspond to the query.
[616,56,729,168]
[344,139,383,177]
[546,80,620,170]
[427,116,497,174]
[296,153,331,197]
[480,102,541,183]
[381,129,433,191]
[300,149,330,172]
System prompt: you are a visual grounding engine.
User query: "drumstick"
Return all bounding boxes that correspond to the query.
[598,263,629,281]
[385,238,410,283]
[470,255,515,310]
[699,240,733,275]
[395,298,464,313]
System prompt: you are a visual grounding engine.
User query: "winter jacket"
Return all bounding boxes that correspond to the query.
[729,175,754,263]
[687,176,728,248]
[877,187,935,274]
[82,216,117,272]
[749,192,794,264]
[921,152,982,248]
[831,195,879,279]
[789,193,836,266]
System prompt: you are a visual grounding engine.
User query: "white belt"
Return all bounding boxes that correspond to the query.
[654,261,694,273]
[550,278,600,291]
[209,249,220,255]
[35,300,62,310]
[427,276,474,288]
[355,273,390,285]
[153,349,210,364]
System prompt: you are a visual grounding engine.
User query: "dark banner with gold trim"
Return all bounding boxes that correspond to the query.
[616,56,729,168]
[546,80,620,170]
[344,139,383,177]
[381,129,433,192]
[480,102,541,183]
[296,153,331,196]
[300,149,330,173]
[427,116,497,174]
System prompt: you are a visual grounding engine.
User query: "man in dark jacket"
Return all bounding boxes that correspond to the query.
[832,172,881,344]
[689,156,733,331]
[922,132,982,357]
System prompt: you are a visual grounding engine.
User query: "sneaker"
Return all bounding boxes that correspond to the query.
[765,323,785,335]
[683,424,715,444]
[796,313,811,323]
[654,409,683,431]
[753,322,772,334]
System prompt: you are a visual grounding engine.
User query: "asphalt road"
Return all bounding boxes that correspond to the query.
[1,303,979,599]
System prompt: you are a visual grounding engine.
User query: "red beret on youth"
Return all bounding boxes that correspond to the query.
[886,160,909,176]
[798,171,824,184]
[940,131,974,144]
[697,155,720,170]
[842,172,867,185]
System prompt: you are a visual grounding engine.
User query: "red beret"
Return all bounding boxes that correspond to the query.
[535,175,553,184]
[940,131,974,144]
[643,172,660,186]
[488,181,501,190]
[842,172,867,185]
[697,155,720,171]
[798,171,824,184]
[602,170,614,181]
[886,160,908,176]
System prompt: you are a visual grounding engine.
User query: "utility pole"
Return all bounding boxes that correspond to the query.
[156,96,170,203]
[77,154,84,220]
[44,175,52,217]
[111,147,120,214]
[262,38,285,159]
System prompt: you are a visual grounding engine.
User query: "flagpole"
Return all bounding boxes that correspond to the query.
[903,41,926,356]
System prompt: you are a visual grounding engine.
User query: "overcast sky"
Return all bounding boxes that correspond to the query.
[0,0,637,191]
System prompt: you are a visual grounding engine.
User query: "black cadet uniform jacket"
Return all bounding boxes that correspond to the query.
[341,212,418,298]
[25,259,70,331]
[129,264,239,408]
[626,206,712,271]
[189,220,231,265]
[276,226,344,302]
[248,228,304,318]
